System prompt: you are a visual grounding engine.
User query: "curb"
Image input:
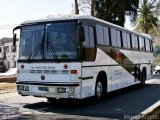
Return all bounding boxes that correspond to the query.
[141,100,160,115]
[137,101,160,120]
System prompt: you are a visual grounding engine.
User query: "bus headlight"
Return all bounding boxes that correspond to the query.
[17,85,24,90]
[57,87,74,94]
[57,88,66,93]
[17,85,29,91]
[67,88,74,94]
[24,86,29,91]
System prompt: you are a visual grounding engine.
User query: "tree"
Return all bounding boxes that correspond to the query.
[77,0,95,16]
[135,0,160,34]
[91,0,95,16]
[95,0,139,27]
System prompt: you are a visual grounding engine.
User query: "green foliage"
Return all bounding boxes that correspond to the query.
[154,45,160,56]
[95,0,139,27]
[154,56,160,65]
[135,0,160,34]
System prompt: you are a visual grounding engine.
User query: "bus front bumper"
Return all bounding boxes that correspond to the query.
[16,82,81,99]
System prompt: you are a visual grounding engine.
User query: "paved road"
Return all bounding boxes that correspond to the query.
[0,78,160,120]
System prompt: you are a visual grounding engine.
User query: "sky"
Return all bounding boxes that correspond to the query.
[0,0,131,39]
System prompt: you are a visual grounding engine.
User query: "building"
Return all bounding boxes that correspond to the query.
[0,37,18,72]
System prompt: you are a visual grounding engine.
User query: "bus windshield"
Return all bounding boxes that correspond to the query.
[19,22,79,61]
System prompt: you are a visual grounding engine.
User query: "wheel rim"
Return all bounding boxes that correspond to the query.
[96,81,103,98]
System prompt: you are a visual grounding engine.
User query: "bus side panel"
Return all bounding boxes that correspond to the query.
[145,52,153,80]
[81,49,112,98]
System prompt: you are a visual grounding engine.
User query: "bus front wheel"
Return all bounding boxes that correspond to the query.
[95,80,105,100]
[46,97,57,103]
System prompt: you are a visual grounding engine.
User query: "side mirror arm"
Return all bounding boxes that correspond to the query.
[13,26,21,52]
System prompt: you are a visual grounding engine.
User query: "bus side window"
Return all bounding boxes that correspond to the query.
[111,28,117,47]
[127,33,131,49]
[131,34,139,50]
[145,38,150,51]
[103,26,110,46]
[122,31,127,48]
[139,37,145,51]
[110,28,121,47]
[83,25,96,61]
[96,24,104,45]
[96,24,110,46]
[135,35,139,50]
[116,30,121,47]
[150,40,153,52]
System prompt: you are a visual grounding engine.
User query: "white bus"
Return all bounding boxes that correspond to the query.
[13,15,153,101]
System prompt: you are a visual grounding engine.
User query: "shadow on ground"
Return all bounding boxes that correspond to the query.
[23,78,160,120]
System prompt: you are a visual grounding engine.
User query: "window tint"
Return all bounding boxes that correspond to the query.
[83,25,96,61]
[135,35,139,49]
[122,31,127,48]
[89,27,95,47]
[103,27,110,45]
[145,38,150,51]
[83,26,90,47]
[150,40,153,51]
[126,33,131,49]
[139,37,145,50]
[131,34,139,49]
[111,28,122,47]
[96,25,104,45]
[83,26,95,47]
[117,30,121,47]
[111,28,117,47]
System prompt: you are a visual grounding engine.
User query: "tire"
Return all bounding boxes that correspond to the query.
[46,97,58,103]
[95,80,105,100]
[134,66,141,81]
[141,69,146,86]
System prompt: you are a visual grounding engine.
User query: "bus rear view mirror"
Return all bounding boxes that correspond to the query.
[13,33,16,46]
[13,33,17,52]
[80,26,85,42]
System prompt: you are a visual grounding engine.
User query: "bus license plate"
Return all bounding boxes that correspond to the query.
[38,87,48,92]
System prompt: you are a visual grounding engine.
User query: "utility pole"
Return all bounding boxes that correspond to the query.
[75,0,79,14]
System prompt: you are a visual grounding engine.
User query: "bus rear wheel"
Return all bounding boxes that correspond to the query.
[141,69,146,86]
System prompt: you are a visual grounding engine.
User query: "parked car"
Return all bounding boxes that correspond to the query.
[154,64,160,74]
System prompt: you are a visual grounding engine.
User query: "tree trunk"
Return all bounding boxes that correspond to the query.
[91,0,95,16]
[75,0,79,14]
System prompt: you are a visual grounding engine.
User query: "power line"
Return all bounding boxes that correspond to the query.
[0,27,14,30]
[0,24,19,29]
[0,24,18,27]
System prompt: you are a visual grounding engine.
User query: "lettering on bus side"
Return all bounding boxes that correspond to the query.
[30,66,55,70]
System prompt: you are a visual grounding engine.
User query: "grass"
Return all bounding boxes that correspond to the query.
[154,56,160,66]
[0,83,16,91]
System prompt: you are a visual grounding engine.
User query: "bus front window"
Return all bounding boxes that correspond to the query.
[45,22,79,60]
[19,22,80,61]
[19,25,45,60]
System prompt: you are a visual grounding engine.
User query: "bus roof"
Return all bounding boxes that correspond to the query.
[21,14,152,39]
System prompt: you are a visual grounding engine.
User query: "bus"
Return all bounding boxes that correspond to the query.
[13,15,153,101]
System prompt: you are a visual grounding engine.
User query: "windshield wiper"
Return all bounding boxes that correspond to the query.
[27,43,41,62]
[46,33,58,60]
[27,33,45,62]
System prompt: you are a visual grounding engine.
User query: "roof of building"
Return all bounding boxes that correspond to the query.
[0,38,13,45]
